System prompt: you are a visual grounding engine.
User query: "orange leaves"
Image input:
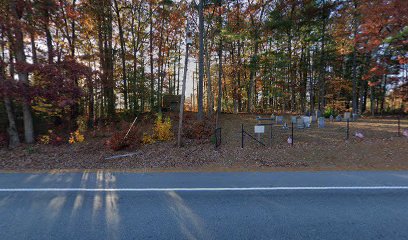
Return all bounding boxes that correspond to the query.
[369,65,386,75]
[363,64,387,81]
[357,0,408,50]
[368,80,381,87]
[398,56,408,64]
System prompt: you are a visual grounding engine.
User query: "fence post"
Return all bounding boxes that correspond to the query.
[270,125,273,146]
[398,115,401,137]
[346,119,350,140]
[241,124,244,149]
[291,121,294,146]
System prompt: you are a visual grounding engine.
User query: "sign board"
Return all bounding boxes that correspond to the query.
[344,112,351,120]
[254,125,265,134]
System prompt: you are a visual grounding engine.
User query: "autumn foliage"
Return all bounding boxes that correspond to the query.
[0,0,407,149]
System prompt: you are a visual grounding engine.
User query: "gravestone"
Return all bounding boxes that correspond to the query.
[352,113,359,121]
[403,129,408,138]
[291,116,297,124]
[311,115,317,123]
[318,117,325,128]
[329,115,334,122]
[276,116,284,125]
[336,115,342,122]
[297,118,305,129]
[303,116,311,128]
[282,122,289,130]
[344,112,351,121]
[270,114,276,121]
[316,110,322,118]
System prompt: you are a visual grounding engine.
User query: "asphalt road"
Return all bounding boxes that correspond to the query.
[1,171,408,240]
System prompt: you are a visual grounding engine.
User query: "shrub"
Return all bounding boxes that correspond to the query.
[69,130,85,144]
[106,127,143,151]
[106,132,129,151]
[38,130,64,145]
[142,133,155,144]
[38,134,50,145]
[324,107,336,118]
[153,114,173,141]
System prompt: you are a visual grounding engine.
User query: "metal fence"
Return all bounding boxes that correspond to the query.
[239,115,405,149]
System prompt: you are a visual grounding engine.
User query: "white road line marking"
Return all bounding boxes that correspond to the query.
[0,186,408,192]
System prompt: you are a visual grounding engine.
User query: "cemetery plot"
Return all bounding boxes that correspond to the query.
[0,113,407,172]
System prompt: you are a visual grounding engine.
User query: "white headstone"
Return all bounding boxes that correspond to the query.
[318,117,325,128]
[303,116,311,128]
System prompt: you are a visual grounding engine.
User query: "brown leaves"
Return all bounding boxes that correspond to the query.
[106,126,143,151]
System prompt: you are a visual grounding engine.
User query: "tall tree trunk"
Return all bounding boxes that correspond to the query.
[310,47,315,113]
[216,6,223,128]
[351,1,359,114]
[10,1,35,143]
[288,31,295,112]
[149,2,154,110]
[43,5,54,64]
[156,22,164,113]
[113,0,127,110]
[87,76,94,128]
[205,34,213,116]
[70,0,80,126]
[30,33,37,64]
[0,36,20,148]
[380,74,387,114]
[370,86,375,116]
[318,0,327,111]
[70,0,76,57]
[248,39,258,113]
[237,40,242,112]
[177,31,190,147]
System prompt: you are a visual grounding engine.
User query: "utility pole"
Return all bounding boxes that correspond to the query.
[177,20,193,147]
[197,0,204,120]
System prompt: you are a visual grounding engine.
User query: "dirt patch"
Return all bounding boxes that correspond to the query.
[0,113,407,172]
